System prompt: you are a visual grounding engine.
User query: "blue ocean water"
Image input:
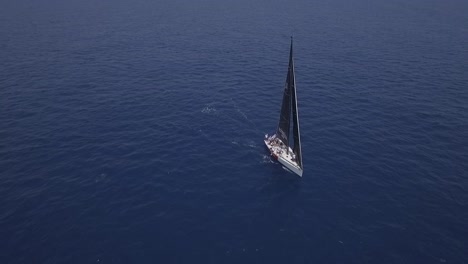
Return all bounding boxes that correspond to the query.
[1,0,467,262]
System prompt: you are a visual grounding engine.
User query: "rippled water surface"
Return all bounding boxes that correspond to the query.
[1,0,467,263]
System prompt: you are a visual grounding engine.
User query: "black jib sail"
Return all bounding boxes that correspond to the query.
[276,39,294,148]
[275,37,303,168]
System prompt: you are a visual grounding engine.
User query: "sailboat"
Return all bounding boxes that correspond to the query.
[264,37,303,177]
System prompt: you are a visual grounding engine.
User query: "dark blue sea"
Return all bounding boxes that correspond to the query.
[1,0,467,263]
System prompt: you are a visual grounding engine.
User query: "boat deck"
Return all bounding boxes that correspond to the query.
[264,134,302,176]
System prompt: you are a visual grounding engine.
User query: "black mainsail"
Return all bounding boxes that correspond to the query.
[275,38,303,169]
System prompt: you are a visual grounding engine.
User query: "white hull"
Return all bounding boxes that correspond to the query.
[264,134,303,177]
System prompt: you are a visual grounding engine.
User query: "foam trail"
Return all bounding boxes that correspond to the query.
[230,97,263,134]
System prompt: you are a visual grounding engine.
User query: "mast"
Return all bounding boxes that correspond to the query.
[290,37,303,169]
